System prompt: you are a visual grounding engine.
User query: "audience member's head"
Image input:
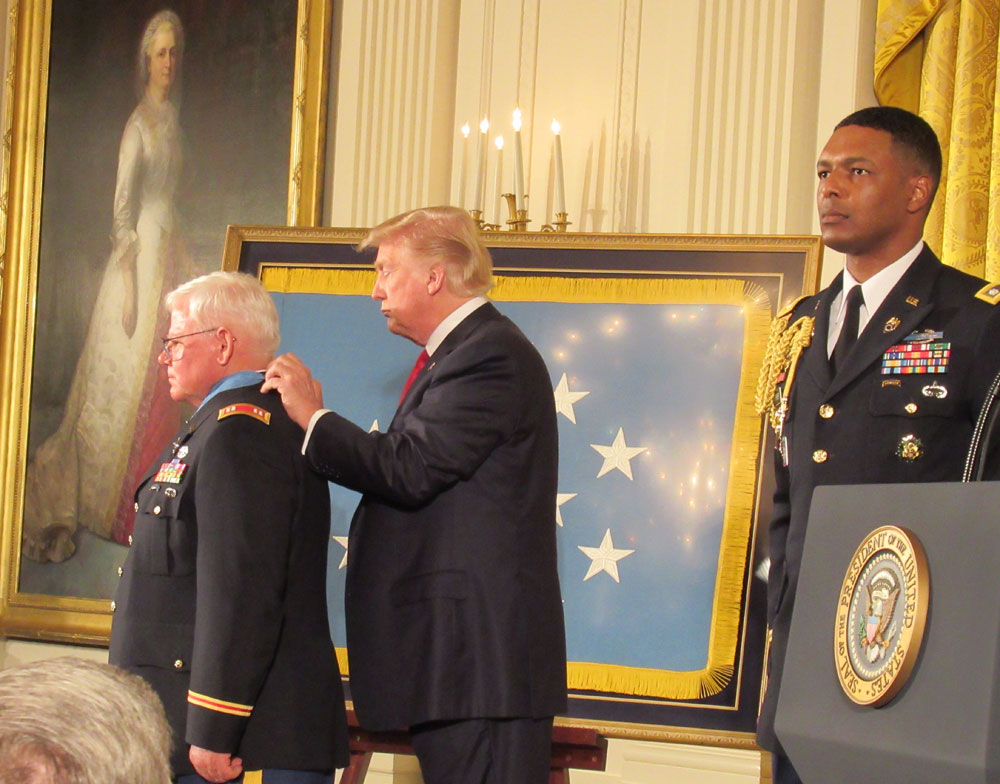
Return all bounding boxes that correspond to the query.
[0,657,172,784]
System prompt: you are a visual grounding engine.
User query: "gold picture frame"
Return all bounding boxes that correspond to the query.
[225,225,822,743]
[0,0,332,645]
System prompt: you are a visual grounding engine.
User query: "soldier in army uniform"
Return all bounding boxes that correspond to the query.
[756,106,1000,783]
[109,271,348,783]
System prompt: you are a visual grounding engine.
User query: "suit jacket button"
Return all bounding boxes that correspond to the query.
[818,404,834,419]
[173,659,184,669]
[812,449,828,463]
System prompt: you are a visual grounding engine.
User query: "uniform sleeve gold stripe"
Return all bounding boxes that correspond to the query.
[243,772,263,784]
[187,690,253,717]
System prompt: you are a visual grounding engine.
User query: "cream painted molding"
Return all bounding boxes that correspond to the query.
[611,0,641,232]
[328,0,460,227]
[688,0,809,235]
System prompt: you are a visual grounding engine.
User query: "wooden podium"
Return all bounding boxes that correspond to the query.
[340,709,608,783]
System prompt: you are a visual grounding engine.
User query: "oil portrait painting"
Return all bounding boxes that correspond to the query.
[7,0,326,617]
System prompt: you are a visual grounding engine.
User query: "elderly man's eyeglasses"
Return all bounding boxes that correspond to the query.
[159,327,219,362]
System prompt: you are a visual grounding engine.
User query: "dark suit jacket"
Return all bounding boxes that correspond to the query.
[109,384,349,775]
[307,302,567,731]
[758,247,1000,749]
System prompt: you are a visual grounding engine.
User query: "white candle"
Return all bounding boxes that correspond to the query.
[551,119,566,215]
[458,123,470,209]
[493,136,504,225]
[512,108,525,212]
[472,117,489,213]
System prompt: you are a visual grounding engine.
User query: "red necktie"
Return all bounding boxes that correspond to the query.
[399,349,429,404]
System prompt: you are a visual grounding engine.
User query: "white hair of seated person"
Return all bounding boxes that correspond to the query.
[0,657,172,784]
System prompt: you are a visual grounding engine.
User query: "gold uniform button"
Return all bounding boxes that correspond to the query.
[110,601,116,612]
[117,566,123,577]
[812,449,828,463]
[818,404,834,419]
[173,659,184,670]
[153,506,161,515]
[128,535,133,546]
[904,403,918,414]
[134,502,139,512]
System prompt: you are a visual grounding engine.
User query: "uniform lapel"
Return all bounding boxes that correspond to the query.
[824,247,940,400]
[800,282,839,392]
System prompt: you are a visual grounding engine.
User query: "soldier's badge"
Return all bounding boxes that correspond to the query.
[153,459,188,484]
[975,282,1000,305]
[922,381,948,399]
[896,434,922,461]
[881,340,950,375]
[902,329,942,344]
[176,445,189,459]
[834,526,929,706]
[883,316,902,333]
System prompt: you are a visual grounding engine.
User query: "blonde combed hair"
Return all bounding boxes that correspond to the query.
[359,206,494,297]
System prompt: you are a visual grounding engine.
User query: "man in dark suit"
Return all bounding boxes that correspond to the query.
[756,106,1000,782]
[109,271,349,784]
[263,206,567,784]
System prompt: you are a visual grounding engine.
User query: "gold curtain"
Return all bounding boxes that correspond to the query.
[875,0,1000,280]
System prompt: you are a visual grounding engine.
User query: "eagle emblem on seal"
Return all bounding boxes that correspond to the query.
[862,570,900,663]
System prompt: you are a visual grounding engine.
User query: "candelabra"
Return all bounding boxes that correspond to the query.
[469,195,570,233]
[541,212,571,232]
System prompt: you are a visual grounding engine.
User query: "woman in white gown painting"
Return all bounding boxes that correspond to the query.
[23,10,191,563]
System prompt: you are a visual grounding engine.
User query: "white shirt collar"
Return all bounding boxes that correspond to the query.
[828,240,924,355]
[425,296,489,356]
[840,239,924,320]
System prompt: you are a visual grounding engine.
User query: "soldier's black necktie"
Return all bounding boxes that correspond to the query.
[832,285,864,374]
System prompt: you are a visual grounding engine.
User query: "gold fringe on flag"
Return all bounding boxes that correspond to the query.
[269,268,771,701]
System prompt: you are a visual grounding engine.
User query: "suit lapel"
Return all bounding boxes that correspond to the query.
[390,302,502,423]
[824,247,941,400]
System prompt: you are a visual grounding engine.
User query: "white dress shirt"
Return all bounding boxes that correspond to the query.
[826,241,924,358]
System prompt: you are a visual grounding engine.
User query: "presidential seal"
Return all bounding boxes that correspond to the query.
[834,525,929,707]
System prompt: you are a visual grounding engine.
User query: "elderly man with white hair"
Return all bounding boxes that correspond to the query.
[109,271,349,784]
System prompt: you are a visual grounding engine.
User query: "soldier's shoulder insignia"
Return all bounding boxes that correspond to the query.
[975,282,1000,305]
[218,403,271,425]
[776,294,811,319]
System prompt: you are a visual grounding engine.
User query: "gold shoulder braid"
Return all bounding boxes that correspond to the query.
[755,312,815,440]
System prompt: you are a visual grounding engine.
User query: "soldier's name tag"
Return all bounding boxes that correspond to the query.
[154,459,187,484]
[881,340,950,375]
